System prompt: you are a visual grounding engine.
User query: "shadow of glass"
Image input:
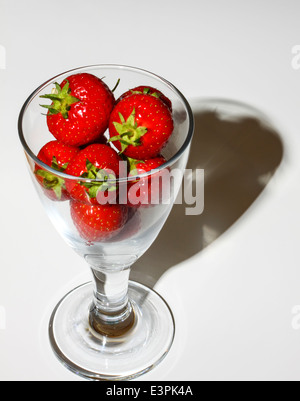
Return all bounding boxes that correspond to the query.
[131,98,284,288]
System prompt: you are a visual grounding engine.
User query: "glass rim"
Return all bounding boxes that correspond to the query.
[18,64,195,183]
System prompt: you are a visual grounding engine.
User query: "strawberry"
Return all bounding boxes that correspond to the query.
[79,133,108,150]
[117,86,172,111]
[129,156,167,174]
[108,94,174,160]
[70,200,128,242]
[40,73,115,146]
[113,208,141,241]
[126,156,167,207]
[65,144,122,205]
[34,140,80,201]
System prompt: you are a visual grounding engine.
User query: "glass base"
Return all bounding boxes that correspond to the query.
[49,281,175,381]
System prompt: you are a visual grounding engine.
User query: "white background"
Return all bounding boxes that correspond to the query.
[1,0,300,381]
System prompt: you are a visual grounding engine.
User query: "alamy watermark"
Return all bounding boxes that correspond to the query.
[175,168,204,216]
[291,305,300,331]
[85,162,204,216]
[291,45,300,70]
[0,305,6,330]
[0,45,6,70]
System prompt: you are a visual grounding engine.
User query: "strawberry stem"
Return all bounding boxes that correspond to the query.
[109,108,148,153]
[127,157,144,172]
[34,156,69,200]
[79,159,117,199]
[40,80,80,119]
[34,169,66,200]
[112,78,121,93]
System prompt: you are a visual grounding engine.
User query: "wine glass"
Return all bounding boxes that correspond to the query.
[18,65,194,381]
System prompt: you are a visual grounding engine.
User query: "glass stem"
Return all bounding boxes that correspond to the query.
[89,266,135,337]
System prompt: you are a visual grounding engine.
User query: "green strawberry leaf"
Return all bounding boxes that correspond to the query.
[34,169,65,200]
[109,108,148,154]
[39,79,80,119]
[79,160,118,199]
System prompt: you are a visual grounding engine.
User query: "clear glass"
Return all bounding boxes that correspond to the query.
[18,65,194,380]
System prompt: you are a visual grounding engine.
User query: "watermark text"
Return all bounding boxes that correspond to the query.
[0,306,6,330]
[291,45,300,70]
[91,162,205,216]
[292,305,300,330]
[0,45,6,70]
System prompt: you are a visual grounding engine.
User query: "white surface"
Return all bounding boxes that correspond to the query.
[1,0,300,381]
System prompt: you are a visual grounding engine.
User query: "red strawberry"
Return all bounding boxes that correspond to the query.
[108,94,174,160]
[126,156,167,207]
[40,73,115,146]
[117,86,172,111]
[34,140,80,201]
[65,144,122,205]
[113,208,141,241]
[129,157,167,174]
[70,200,128,242]
[79,133,108,150]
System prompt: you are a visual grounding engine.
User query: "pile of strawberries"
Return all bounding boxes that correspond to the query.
[35,72,174,242]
